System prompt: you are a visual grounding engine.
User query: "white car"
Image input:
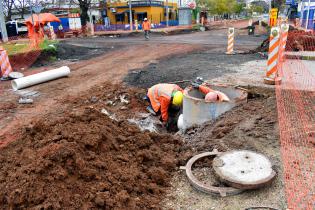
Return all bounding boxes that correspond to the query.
[6,20,28,35]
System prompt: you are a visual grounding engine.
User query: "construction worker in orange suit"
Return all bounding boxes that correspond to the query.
[145,84,183,127]
[192,78,230,102]
[142,18,151,40]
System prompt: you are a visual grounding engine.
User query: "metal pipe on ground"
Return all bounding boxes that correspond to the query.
[11,66,71,91]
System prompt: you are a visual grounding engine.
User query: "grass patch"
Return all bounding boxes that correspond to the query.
[39,39,59,51]
[1,39,59,56]
[2,43,29,55]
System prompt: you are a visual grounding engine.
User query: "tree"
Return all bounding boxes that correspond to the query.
[2,0,14,21]
[272,0,285,9]
[252,5,264,14]
[199,0,240,16]
[233,2,245,15]
[14,0,30,19]
[71,0,92,26]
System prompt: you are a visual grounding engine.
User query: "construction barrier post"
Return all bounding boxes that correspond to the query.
[50,26,56,40]
[279,23,289,62]
[264,27,281,85]
[0,48,13,79]
[226,28,235,55]
[248,19,253,26]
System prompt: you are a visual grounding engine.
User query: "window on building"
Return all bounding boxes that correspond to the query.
[115,13,125,23]
[136,12,147,21]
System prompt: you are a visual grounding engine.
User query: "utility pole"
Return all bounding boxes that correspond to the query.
[0,0,8,42]
[29,0,35,32]
[166,0,169,27]
[129,0,133,31]
[305,0,311,29]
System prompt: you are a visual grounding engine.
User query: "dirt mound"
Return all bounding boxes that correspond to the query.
[287,30,315,51]
[0,105,182,209]
[255,29,315,52]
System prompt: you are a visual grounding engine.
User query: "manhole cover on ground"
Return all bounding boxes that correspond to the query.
[181,150,244,197]
[213,150,276,190]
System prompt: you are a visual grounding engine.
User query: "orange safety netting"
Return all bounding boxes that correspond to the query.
[26,13,60,45]
[276,30,315,210]
[0,13,61,73]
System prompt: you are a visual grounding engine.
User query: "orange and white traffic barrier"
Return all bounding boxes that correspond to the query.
[248,19,253,26]
[49,26,56,40]
[0,48,13,78]
[226,27,235,54]
[264,27,281,85]
[279,23,289,62]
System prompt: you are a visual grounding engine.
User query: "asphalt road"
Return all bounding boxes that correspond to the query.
[65,29,267,52]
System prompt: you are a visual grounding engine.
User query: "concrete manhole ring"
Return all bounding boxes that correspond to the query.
[213,150,276,190]
[181,150,244,197]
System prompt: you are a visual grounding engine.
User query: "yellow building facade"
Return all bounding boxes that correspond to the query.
[106,0,178,24]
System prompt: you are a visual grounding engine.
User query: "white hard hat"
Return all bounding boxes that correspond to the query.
[144,18,148,21]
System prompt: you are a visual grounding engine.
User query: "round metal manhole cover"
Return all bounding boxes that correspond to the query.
[213,150,276,190]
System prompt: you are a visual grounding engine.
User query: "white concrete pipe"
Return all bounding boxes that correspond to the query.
[12,66,71,91]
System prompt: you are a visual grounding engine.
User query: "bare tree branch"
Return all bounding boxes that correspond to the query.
[13,0,30,19]
[2,0,15,21]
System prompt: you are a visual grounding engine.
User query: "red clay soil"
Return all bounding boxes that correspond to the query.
[0,43,200,148]
[0,83,183,210]
[287,30,315,51]
[9,50,42,70]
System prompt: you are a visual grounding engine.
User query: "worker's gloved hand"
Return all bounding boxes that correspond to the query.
[194,77,204,85]
[191,82,200,89]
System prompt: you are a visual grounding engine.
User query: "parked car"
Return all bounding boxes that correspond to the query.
[0,20,28,40]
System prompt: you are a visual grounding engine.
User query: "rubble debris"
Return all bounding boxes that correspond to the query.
[101,108,118,121]
[127,113,162,132]
[244,207,280,210]
[119,94,129,104]
[8,72,24,80]
[90,96,98,103]
[15,90,40,98]
[18,98,34,104]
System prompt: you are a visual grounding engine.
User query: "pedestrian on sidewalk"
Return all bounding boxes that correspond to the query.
[142,18,151,40]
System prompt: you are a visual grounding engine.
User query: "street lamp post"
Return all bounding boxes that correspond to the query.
[166,0,169,27]
[305,0,311,29]
[129,0,133,31]
[29,0,35,34]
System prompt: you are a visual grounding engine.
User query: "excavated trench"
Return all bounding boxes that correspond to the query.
[0,82,284,209]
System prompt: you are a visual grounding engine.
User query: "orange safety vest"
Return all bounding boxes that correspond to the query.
[147,84,183,122]
[142,21,151,31]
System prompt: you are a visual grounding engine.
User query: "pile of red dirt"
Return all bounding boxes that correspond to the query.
[255,29,315,53]
[0,106,182,209]
[286,30,315,51]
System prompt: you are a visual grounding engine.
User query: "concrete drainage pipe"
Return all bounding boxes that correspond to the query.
[12,66,71,91]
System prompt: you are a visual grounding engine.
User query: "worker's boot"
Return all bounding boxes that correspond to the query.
[146,106,157,116]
